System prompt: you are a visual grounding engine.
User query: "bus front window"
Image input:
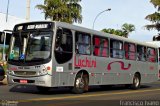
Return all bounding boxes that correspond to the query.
[8,31,52,64]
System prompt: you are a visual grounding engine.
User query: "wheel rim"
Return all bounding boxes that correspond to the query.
[134,77,140,87]
[75,78,84,89]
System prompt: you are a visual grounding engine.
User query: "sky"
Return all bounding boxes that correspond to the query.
[0,0,158,41]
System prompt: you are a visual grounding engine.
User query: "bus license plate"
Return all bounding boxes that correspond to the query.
[20,80,28,83]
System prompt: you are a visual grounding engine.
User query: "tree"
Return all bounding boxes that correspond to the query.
[145,0,160,31]
[121,23,135,38]
[102,23,135,38]
[36,0,82,24]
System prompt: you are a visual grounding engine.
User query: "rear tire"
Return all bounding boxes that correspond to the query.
[131,74,141,89]
[72,73,89,94]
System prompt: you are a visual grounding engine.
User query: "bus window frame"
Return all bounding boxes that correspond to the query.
[75,31,91,55]
[110,39,124,59]
[124,42,136,60]
[93,35,109,57]
[137,45,147,62]
[147,47,157,63]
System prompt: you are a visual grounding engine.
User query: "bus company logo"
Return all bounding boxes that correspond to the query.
[107,61,131,71]
[74,56,96,68]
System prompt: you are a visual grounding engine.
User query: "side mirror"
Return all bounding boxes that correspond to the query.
[1,32,5,42]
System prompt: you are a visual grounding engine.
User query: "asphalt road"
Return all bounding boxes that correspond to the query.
[0,81,160,106]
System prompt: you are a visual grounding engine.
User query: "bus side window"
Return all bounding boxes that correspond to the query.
[93,36,109,57]
[137,45,146,61]
[101,39,108,57]
[75,32,91,55]
[110,40,123,59]
[93,37,100,56]
[124,42,136,60]
[147,47,156,62]
[124,43,129,59]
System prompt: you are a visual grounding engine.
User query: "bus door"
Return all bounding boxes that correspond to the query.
[54,28,73,86]
[0,30,12,61]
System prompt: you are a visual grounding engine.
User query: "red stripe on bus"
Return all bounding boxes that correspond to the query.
[107,61,131,71]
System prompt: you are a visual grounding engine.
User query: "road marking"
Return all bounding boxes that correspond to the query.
[19,88,160,103]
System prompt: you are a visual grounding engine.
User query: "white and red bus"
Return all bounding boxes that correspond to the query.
[7,21,159,93]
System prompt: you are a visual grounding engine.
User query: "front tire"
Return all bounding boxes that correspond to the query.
[72,73,89,94]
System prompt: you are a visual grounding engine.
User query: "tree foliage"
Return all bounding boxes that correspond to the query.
[102,23,135,38]
[36,0,82,24]
[145,0,160,31]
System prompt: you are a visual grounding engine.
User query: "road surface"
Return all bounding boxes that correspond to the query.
[0,81,160,106]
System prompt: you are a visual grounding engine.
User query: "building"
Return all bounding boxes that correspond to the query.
[0,12,26,31]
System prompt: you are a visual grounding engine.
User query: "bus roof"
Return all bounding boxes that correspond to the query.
[146,41,160,47]
[14,21,158,49]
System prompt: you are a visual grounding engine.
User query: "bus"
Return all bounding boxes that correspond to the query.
[7,21,159,94]
[0,30,12,82]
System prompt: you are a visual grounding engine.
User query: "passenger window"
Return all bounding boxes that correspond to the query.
[75,32,91,55]
[147,47,156,62]
[93,36,109,57]
[110,39,123,59]
[93,37,100,56]
[137,45,146,61]
[124,43,136,60]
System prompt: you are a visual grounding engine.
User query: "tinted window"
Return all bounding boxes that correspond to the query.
[110,39,124,59]
[147,47,156,62]
[54,28,73,64]
[124,42,136,60]
[75,32,91,55]
[137,45,146,61]
[93,36,109,57]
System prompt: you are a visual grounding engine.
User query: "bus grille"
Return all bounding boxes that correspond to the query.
[14,71,37,76]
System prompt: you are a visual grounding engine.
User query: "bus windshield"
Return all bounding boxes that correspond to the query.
[8,31,52,64]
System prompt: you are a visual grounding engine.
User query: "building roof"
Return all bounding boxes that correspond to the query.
[0,12,26,31]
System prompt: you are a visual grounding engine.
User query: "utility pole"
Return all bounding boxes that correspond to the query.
[26,0,30,21]
[6,0,10,22]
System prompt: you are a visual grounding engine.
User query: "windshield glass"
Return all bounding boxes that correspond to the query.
[8,31,52,63]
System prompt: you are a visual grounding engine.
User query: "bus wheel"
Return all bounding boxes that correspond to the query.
[72,73,88,94]
[36,86,50,92]
[131,74,141,89]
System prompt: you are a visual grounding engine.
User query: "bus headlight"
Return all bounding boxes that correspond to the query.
[8,70,14,75]
[38,69,48,75]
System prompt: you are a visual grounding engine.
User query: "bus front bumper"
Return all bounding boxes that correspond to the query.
[7,74,52,87]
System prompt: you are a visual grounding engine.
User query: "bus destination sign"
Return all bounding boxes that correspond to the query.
[15,22,53,31]
[27,24,48,29]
